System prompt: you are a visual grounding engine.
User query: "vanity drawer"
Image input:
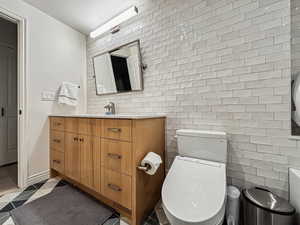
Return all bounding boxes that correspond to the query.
[51,150,65,174]
[101,168,132,209]
[102,119,132,142]
[50,117,64,131]
[101,139,132,176]
[50,131,64,152]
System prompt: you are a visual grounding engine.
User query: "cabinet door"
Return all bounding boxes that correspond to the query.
[78,118,92,135]
[93,137,101,193]
[65,132,80,182]
[65,118,78,133]
[80,135,94,188]
[91,119,102,137]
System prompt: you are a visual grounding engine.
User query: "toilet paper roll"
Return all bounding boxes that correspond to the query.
[141,152,162,175]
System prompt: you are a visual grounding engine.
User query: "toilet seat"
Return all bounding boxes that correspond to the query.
[162,156,226,225]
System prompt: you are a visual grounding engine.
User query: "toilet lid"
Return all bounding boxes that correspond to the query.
[162,156,226,223]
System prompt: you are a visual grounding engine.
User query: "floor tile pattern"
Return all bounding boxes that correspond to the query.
[0,164,18,196]
[0,177,167,225]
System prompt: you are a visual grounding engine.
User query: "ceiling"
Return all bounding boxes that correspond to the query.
[23,0,137,34]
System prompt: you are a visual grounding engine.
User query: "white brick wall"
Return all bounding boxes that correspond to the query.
[86,0,296,198]
[292,0,300,78]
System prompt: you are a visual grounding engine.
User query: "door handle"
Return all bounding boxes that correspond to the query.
[1,107,4,117]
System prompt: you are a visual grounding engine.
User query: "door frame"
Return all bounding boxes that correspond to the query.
[0,7,27,189]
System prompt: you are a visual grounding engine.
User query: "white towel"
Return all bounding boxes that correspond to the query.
[58,82,79,106]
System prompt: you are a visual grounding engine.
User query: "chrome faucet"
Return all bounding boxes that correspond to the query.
[104,102,116,115]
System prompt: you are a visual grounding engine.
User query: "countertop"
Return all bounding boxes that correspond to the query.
[49,113,166,119]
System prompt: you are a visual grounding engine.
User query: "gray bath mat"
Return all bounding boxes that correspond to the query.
[10,185,114,225]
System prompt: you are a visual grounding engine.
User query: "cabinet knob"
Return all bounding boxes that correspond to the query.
[53,139,61,143]
[107,183,122,192]
[53,160,61,164]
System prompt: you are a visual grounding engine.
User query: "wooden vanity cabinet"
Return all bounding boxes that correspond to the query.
[49,116,165,225]
[79,135,94,188]
[64,132,80,182]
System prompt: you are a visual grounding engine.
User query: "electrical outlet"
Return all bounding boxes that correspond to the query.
[41,91,56,101]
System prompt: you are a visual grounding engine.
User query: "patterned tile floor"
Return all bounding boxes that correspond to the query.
[0,177,168,225]
[0,164,18,196]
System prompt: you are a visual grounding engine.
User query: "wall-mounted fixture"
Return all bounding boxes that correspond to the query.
[90,6,138,39]
[92,40,144,96]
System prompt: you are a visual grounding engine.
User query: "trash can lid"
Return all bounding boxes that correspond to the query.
[243,187,295,215]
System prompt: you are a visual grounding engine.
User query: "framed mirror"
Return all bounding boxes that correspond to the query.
[93,40,143,96]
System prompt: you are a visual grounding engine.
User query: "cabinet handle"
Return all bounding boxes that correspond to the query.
[79,138,84,142]
[53,160,61,164]
[107,183,122,192]
[55,122,62,126]
[73,137,78,141]
[53,139,61,143]
[107,128,121,133]
[107,153,122,159]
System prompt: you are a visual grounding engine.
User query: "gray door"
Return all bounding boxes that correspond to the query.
[0,45,17,166]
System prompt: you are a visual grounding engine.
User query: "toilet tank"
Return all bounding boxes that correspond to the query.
[176,129,227,163]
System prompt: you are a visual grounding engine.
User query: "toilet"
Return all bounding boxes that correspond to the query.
[162,129,227,225]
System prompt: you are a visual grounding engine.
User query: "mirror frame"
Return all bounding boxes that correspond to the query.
[92,39,144,96]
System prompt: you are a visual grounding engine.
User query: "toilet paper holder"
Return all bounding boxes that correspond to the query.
[137,163,151,172]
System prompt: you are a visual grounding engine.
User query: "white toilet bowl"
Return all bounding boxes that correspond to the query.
[161,130,227,225]
[162,156,226,225]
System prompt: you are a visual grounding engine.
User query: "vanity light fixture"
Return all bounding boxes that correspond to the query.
[90,6,138,38]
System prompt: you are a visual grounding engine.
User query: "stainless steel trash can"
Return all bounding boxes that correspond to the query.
[242,187,296,225]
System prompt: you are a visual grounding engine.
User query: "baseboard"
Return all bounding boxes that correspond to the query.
[0,160,18,167]
[26,170,50,186]
[0,161,17,168]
